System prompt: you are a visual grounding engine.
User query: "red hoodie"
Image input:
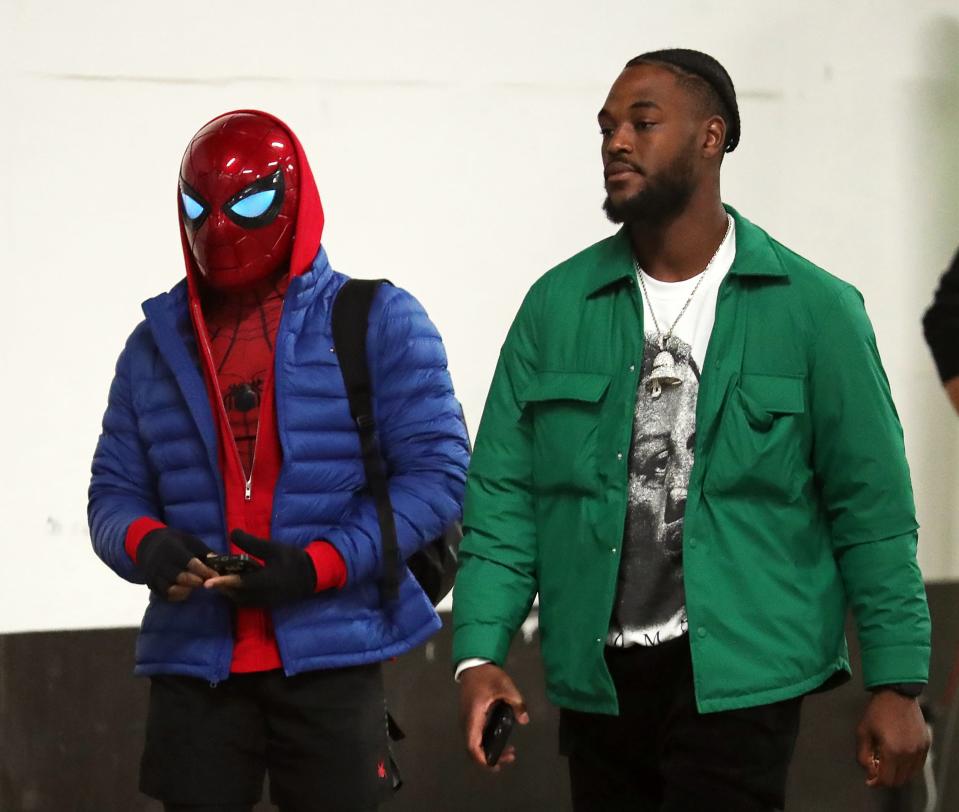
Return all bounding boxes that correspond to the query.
[126,110,346,673]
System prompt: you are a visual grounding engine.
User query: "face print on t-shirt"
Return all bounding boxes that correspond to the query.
[611,333,697,647]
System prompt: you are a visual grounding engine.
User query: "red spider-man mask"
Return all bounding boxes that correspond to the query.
[179,112,300,291]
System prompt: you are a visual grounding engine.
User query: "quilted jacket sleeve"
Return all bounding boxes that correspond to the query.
[322,286,470,585]
[88,329,161,583]
[811,285,930,687]
[451,290,540,667]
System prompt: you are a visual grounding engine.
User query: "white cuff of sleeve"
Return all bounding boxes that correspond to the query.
[454,657,492,682]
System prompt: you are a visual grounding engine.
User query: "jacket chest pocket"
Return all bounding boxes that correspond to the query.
[705,373,809,500]
[520,371,612,495]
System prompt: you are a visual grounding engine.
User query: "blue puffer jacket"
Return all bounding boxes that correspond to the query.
[89,248,470,682]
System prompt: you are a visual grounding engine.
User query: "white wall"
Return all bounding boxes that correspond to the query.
[2,1,958,634]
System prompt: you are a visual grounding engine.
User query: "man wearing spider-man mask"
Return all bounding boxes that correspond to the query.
[89,111,470,811]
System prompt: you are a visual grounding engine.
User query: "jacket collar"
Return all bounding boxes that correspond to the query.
[726,205,789,279]
[585,204,787,298]
[137,247,334,474]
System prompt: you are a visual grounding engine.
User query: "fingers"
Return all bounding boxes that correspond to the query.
[473,666,530,724]
[889,753,911,787]
[166,585,191,602]
[894,757,915,788]
[857,729,881,786]
[465,694,528,769]
[176,569,205,589]
[495,679,530,725]
[204,574,243,591]
[181,533,216,563]
[486,745,518,774]
[855,725,874,773]
[877,747,898,788]
[187,557,219,580]
[465,699,490,767]
[873,752,909,788]
[866,742,931,788]
[160,556,255,602]
[165,567,213,601]
[859,692,930,789]
[506,693,531,725]
[891,740,930,787]
[205,574,249,606]
[497,745,518,767]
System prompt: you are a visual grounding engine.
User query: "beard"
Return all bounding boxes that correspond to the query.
[603,150,696,226]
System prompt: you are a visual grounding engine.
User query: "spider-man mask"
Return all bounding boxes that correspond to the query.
[179,112,300,291]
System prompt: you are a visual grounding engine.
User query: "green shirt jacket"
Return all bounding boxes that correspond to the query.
[452,206,930,715]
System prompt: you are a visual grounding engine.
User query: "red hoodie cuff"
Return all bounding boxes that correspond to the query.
[305,541,348,591]
[125,517,167,565]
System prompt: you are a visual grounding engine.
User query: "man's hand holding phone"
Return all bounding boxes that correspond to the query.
[204,553,262,576]
[459,663,530,771]
[137,527,219,601]
[204,529,317,607]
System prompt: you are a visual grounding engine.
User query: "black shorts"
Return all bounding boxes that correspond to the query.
[140,665,395,812]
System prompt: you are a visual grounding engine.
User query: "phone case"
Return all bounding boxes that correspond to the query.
[481,701,516,766]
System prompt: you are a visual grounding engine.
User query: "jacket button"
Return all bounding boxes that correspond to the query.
[697,627,707,639]
[616,452,624,461]
[688,537,698,549]
[595,637,603,644]
[611,547,617,554]
[629,364,635,372]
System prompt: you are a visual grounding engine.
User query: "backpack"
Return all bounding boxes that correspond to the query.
[331,278,463,606]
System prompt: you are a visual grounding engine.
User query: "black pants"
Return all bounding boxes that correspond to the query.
[560,637,803,812]
[141,665,394,812]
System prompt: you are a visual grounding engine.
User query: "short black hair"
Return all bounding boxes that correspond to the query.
[625,48,740,152]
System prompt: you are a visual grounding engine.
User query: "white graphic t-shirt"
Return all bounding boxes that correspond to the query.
[608,215,737,648]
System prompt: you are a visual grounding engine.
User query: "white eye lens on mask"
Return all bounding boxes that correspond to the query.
[181,191,205,221]
[229,189,276,219]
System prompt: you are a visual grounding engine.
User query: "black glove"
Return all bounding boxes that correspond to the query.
[227,529,317,607]
[138,527,214,597]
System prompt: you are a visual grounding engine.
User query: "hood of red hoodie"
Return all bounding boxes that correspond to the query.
[177,110,325,304]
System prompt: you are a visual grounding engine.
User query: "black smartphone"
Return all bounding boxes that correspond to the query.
[481,700,515,767]
[204,553,262,576]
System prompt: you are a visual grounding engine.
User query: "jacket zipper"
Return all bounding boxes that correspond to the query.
[192,301,259,502]
[244,415,261,501]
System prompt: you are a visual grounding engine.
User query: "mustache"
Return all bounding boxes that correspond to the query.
[604,160,645,179]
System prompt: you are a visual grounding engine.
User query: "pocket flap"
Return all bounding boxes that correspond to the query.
[520,371,612,405]
[741,373,805,414]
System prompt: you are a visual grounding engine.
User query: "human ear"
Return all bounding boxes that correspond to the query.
[702,116,727,159]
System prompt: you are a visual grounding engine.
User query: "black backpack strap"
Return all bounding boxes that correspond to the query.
[331,279,401,603]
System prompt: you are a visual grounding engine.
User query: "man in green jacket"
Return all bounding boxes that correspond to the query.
[453,49,931,811]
